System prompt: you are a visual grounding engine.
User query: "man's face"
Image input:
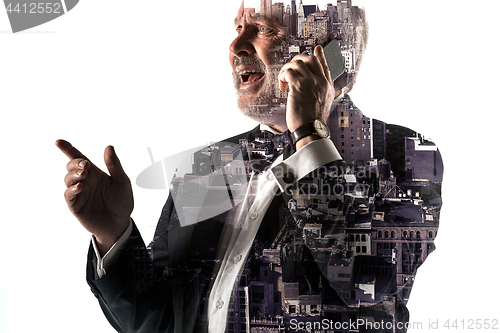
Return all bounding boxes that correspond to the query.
[230,8,288,128]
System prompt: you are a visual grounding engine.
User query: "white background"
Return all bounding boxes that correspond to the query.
[1,0,499,332]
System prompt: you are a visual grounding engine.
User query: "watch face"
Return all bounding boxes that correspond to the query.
[313,120,330,138]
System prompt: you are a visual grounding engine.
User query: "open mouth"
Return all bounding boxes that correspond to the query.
[238,69,265,85]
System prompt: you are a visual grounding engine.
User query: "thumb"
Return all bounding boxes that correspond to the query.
[278,70,289,92]
[104,146,129,183]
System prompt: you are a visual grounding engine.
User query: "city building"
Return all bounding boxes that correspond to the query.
[329,97,372,166]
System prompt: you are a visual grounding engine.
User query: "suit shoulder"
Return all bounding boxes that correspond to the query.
[218,125,261,145]
[374,119,440,148]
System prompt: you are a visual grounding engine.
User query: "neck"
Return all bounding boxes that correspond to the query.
[266,124,286,134]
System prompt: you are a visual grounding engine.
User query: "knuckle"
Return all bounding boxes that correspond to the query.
[66,158,83,171]
[64,188,73,201]
[66,160,74,171]
[281,65,293,74]
[64,171,82,187]
[63,174,70,186]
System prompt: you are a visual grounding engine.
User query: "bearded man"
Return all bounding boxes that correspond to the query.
[57,1,442,332]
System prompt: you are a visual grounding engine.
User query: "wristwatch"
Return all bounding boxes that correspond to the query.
[291,119,330,146]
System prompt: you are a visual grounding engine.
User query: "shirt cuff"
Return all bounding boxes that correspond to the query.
[270,139,342,192]
[91,219,133,279]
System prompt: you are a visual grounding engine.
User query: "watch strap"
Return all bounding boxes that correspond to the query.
[291,121,317,146]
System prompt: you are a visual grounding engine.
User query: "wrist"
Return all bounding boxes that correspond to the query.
[291,119,330,150]
[93,236,116,256]
[93,220,129,255]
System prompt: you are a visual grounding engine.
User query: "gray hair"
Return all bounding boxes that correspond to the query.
[336,5,369,93]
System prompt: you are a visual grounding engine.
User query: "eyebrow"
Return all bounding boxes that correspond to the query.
[233,14,283,29]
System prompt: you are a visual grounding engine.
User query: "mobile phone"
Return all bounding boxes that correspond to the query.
[323,40,345,81]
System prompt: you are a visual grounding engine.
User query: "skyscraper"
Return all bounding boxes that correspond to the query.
[326,3,338,28]
[290,0,297,36]
[337,0,352,23]
[297,0,304,36]
[260,0,272,17]
[271,2,284,25]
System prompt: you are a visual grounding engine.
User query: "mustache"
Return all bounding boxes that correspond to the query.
[233,56,266,71]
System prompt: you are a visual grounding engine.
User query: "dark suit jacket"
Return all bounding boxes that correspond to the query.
[86,97,443,333]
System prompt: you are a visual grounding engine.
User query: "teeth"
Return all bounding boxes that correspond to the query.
[238,69,264,85]
[237,69,264,75]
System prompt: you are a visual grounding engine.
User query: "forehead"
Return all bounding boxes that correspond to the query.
[234,0,284,26]
[234,13,281,28]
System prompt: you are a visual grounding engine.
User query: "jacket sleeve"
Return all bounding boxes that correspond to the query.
[85,198,205,333]
[287,125,443,307]
[86,222,174,332]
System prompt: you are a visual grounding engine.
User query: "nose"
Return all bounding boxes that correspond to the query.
[229,27,256,58]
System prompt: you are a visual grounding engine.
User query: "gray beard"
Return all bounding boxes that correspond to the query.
[232,70,288,131]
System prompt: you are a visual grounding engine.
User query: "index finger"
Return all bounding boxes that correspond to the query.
[314,45,332,82]
[288,54,324,78]
[55,139,88,161]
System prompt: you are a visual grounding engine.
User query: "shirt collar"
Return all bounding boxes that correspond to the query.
[259,124,282,135]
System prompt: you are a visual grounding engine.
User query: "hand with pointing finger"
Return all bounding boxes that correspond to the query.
[278,45,337,149]
[56,139,134,255]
